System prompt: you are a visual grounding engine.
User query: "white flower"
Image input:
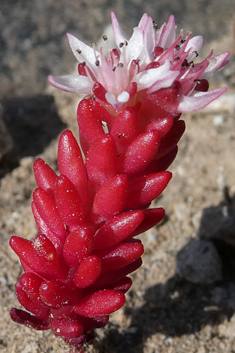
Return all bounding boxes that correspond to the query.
[48,12,229,113]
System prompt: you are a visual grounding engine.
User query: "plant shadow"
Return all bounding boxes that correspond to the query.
[0,94,66,177]
[95,189,235,353]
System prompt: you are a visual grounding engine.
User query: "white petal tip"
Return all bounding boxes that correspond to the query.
[178,87,227,113]
[117,91,130,103]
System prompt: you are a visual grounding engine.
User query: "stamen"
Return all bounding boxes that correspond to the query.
[117,63,124,68]
[119,42,124,48]
[76,49,82,54]
[102,35,108,41]
[95,60,100,67]
[153,21,158,30]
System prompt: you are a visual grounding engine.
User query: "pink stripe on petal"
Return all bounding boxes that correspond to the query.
[178,87,227,112]
[111,11,128,47]
[200,51,230,80]
[158,15,176,49]
[147,70,179,93]
[48,75,92,94]
[67,33,99,69]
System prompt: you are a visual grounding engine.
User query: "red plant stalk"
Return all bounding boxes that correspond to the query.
[10,12,229,351]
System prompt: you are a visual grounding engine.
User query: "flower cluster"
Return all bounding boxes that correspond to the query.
[10,12,229,351]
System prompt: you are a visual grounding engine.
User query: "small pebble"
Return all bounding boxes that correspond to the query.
[176,240,222,284]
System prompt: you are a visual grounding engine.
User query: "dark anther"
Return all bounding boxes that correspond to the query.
[82,61,86,66]
[174,57,180,62]
[194,79,201,84]
[175,44,180,51]
[153,21,158,30]
[95,60,100,67]
[102,35,108,41]
[182,59,189,67]
[85,94,93,100]
[124,40,128,46]
[117,63,124,68]
[76,49,82,54]
[180,39,186,44]
[113,66,116,71]
[193,51,199,57]
[189,61,194,68]
[119,42,124,48]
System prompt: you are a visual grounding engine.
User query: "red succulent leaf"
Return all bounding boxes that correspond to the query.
[77,98,106,154]
[10,308,49,330]
[31,202,63,254]
[96,240,144,272]
[156,119,185,159]
[106,277,133,293]
[125,171,172,209]
[132,207,165,236]
[92,174,129,222]
[58,130,89,204]
[74,255,102,288]
[74,289,125,317]
[86,134,118,192]
[63,226,94,267]
[110,106,141,153]
[51,317,84,337]
[93,209,144,250]
[55,175,85,228]
[33,158,57,195]
[145,115,174,137]
[39,280,81,308]
[91,258,142,288]
[33,188,67,242]
[118,130,160,175]
[15,282,49,319]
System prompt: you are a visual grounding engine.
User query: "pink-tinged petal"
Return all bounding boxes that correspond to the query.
[178,87,227,112]
[67,33,99,69]
[138,14,155,62]
[136,60,175,91]
[124,27,144,64]
[200,51,230,80]
[185,36,203,61]
[111,11,128,47]
[48,75,92,94]
[138,13,149,31]
[147,70,179,94]
[157,15,176,49]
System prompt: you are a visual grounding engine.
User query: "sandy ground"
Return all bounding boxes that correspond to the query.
[1,1,235,352]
